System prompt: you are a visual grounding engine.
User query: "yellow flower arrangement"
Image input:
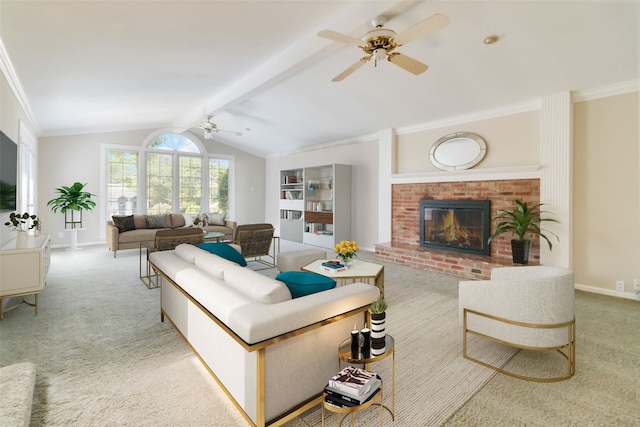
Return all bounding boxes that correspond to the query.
[333,240,359,264]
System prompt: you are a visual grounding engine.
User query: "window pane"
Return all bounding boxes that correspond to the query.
[209,158,230,214]
[149,134,199,153]
[107,150,137,215]
[179,156,202,214]
[147,152,173,214]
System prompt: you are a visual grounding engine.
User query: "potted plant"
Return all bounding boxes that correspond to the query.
[4,212,40,232]
[333,240,359,268]
[369,297,388,356]
[47,182,96,228]
[488,199,559,264]
[4,212,40,244]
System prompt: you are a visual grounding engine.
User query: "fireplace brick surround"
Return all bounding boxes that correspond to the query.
[375,179,541,280]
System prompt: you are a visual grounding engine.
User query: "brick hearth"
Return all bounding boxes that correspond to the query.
[375,179,541,280]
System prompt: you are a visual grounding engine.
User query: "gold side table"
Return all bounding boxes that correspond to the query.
[321,386,383,427]
[337,334,395,421]
[139,242,159,289]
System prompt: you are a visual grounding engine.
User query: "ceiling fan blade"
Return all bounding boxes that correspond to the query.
[387,53,428,75]
[393,13,449,46]
[216,129,243,136]
[318,29,363,46]
[331,57,369,82]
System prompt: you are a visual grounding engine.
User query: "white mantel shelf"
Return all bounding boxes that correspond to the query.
[390,165,541,184]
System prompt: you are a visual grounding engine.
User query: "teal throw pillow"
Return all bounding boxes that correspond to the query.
[275,271,336,299]
[198,242,247,267]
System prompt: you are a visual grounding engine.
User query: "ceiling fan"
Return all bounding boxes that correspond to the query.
[317,13,449,82]
[198,116,243,139]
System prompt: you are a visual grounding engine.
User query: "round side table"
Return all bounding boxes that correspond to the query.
[321,386,383,427]
[337,334,395,421]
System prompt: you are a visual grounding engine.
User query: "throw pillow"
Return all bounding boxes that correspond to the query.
[198,242,247,267]
[275,271,336,299]
[144,214,168,229]
[182,213,194,227]
[208,212,226,226]
[112,215,136,233]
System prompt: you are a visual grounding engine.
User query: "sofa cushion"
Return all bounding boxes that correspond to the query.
[144,214,169,229]
[224,266,291,304]
[112,215,136,232]
[208,212,226,225]
[275,271,336,299]
[199,242,247,267]
[168,213,185,228]
[174,243,202,264]
[194,251,239,279]
[118,228,158,243]
[133,214,148,229]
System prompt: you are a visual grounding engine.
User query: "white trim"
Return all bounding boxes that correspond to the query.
[575,283,639,301]
[100,143,142,239]
[572,80,639,103]
[0,39,40,134]
[390,165,541,184]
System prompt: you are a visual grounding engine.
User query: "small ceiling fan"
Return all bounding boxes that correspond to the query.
[317,13,449,82]
[198,116,243,139]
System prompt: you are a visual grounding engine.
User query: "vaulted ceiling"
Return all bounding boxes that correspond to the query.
[1,1,637,157]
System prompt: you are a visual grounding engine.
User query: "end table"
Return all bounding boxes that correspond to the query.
[337,334,395,421]
[321,386,383,427]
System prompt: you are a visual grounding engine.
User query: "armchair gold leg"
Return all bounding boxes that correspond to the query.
[463,308,575,382]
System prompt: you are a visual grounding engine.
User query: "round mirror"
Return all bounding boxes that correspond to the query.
[429,132,487,171]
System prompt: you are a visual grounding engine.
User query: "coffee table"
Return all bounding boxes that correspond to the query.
[302,259,385,297]
[203,231,225,242]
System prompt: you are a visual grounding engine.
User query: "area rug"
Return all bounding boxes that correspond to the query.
[0,244,516,426]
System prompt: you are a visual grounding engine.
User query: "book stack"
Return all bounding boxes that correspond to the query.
[322,260,346,273]
[324,366,381,408]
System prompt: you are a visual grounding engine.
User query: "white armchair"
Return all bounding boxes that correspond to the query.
[459,266,575,382]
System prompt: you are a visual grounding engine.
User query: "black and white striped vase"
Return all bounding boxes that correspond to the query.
[370,311,386,356]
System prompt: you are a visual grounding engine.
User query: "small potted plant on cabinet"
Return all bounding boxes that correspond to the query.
[488,199,559,264]
[4,212,40,245]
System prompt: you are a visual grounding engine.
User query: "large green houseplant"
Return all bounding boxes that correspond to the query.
[488,199,559,264]
[47,182,96,228]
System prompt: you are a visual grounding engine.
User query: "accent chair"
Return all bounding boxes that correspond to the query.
[459,265,575,382]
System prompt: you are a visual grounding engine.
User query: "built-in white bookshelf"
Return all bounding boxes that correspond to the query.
[279,164,351,249]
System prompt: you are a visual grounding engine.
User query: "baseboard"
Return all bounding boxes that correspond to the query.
[575,282,639,301]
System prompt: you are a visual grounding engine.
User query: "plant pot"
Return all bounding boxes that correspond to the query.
[511,239,531,265]
[370,311,386,356]
[16,231,29,248]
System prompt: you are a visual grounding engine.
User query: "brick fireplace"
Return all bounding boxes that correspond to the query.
[374,179,541,280]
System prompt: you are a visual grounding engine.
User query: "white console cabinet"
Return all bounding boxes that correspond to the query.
[0,234,50,320]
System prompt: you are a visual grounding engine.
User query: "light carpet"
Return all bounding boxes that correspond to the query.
[0,243,514,426]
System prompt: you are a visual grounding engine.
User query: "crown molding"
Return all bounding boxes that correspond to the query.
[572,80,639,102]
[0,37,40,134]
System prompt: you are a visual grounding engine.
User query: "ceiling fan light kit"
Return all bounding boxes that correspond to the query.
[198,116,243,138]
[318,13,449,81]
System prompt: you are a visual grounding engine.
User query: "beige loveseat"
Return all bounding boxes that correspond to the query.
[106,213,236,257]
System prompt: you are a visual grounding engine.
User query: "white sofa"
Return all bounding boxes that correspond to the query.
[149,244,379,427]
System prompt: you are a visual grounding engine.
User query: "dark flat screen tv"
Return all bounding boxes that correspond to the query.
[0,130,18,212]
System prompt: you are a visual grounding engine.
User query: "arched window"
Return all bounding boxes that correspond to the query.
[104,132,232,220]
